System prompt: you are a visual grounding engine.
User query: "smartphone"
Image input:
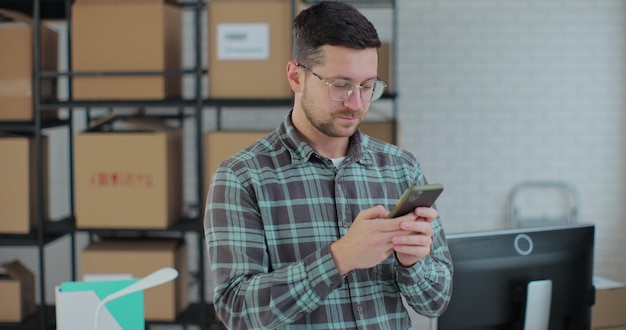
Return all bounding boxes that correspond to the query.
[387,183,444,218]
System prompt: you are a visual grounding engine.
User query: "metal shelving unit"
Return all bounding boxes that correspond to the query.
[1,1,397,329]
[0,0,224,329]
[0,0,76,328]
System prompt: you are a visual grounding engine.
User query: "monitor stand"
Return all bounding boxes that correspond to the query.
[524,279,553,330]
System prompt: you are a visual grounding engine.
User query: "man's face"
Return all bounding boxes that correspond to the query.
[299,45,379,138]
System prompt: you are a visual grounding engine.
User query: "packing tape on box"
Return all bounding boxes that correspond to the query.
[0,79,31,97]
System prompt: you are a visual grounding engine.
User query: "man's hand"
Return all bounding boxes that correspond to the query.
[330,205,419,275]
[391,207,438,267]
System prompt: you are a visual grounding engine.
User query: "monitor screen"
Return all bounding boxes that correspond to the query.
[437,223,595,330]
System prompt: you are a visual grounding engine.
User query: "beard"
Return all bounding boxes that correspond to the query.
[300,88,364,138]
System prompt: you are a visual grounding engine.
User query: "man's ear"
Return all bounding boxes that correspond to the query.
[286,61,304,93]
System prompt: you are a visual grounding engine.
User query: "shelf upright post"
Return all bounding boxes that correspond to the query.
[32,0,48,328]
[391,0,398,145]
[65,0,77,282]
[194,0,208,329]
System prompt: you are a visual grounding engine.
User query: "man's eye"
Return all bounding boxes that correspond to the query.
[362,83,375,90]
[332,81,352,89]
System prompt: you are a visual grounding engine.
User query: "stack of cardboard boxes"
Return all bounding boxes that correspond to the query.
[0,8,58,121]
[0,134,49,234]
[80,239,189,321]
[1,0,397,324]
[208,0,294,98]
[203,0,396,197]
[593,276,626,329]
[0,261,35,323]
[0,9,55,237]
[74,116,183,230]
[0,8,55,325]
[71,0,182,100]
[69,0,188,322]
[73,115,187,322]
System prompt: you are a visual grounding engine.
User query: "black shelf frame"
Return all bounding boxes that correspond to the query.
[0,217,74,246]
[0,306,55,330]
[0,303,225,330]
[304,0,395,8]
[37,94,397,110]
[39,97,295,109]
[146,303,226,329]
[1,0,397,329]
[75,217,203,235]
[0,0,80,329]
[0,119,71,133]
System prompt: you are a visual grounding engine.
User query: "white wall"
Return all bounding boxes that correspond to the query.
[396,0,626,285]
[1,0,625,328]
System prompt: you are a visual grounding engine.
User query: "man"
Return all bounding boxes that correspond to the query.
[205,2,453,329]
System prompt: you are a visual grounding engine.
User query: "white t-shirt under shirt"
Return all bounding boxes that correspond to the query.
[330,157,346,168]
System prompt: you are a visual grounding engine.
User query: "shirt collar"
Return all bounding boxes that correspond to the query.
[278,110,373,166]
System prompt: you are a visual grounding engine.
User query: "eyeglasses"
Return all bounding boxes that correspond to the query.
[297,63,387,102]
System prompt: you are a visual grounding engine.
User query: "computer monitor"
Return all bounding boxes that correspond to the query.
[437,223,595,330]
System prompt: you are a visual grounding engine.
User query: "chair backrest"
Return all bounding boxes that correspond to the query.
[508,181,579,228]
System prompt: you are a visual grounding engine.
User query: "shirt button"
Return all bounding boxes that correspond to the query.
[341,219,348,228]
[357,305,363,313]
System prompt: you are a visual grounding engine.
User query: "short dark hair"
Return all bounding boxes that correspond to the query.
[292,1,381,69]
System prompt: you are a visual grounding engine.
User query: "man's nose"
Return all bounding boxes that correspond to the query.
[343,88,365,110]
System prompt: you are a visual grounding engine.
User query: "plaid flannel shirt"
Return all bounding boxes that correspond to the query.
[205,112,453,329]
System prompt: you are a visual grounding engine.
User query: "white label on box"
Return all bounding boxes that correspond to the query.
[217,23,270,61]
[593,275,625,289]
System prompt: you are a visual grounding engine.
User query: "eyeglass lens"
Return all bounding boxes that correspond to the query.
[298,63,386,102]
[328,80,385,102]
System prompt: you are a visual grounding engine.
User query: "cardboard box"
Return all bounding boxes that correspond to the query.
[0,134,49,234]
[204,131,269,202]
[81,239,188,321]
[71,0,182,100]
[75,117,182,229]
[0,9,58,121]
[593,276,626,329]
[208,0,294,98]
[0,260,36,322]
[360,121,396,145]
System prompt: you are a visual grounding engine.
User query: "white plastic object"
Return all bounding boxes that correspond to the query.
[523,279,552,330]
[93,267,179,330]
